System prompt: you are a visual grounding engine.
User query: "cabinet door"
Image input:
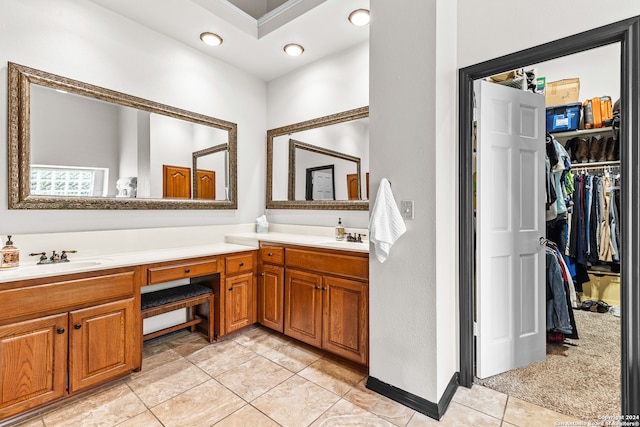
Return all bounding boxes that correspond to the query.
[225,272,254,334]
[0,314,67,419]
[68,299,136,392]
[258,264,284,333]
[284,269,323,347]
[322,277,369,365]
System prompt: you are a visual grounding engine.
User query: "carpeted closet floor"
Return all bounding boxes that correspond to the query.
[475,308,621,423]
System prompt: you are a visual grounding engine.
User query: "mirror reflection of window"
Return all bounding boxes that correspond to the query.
[30,165,108,197]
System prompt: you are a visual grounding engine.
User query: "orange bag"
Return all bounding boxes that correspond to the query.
[584,96,613,128]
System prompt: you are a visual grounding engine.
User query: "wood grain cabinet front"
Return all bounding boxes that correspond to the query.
[0,269,140,422]
[258,263,285,333]
[259,243,369,366]
[68,298,136,393]
[214,251,257,338]
[0,314,68,420]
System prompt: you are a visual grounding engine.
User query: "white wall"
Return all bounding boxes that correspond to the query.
[0,0,266,234]
[457,0,640,69]
[266,41,369,229]
[531,43,621,103]
[369,0,458,404]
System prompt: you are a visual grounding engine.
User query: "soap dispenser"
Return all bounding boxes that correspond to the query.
[1,235,20,269]
[335,218,345,241]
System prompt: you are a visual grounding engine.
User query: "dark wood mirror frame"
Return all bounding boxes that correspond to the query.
[266,106,369,210]
[7,62,238,209]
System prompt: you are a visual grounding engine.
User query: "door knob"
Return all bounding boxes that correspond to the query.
[538,237,547,246]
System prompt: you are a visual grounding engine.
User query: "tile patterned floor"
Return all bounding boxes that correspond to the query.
[13,326,585,427]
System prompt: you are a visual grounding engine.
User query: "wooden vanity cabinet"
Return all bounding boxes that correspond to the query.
[0,269,140,421]
[258,245,285,333]
[261,244,369,366]
[214,251,257,338]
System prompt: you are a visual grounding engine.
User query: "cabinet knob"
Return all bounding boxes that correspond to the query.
[268,252,273,256]
[228,287,233,291]
[315,286,320,290]
[260,273,265,276]
[56,328,65,334]
[239,262,244,267]
[74,324,82,330]
[322,287,327,291]
[185,268,191,273]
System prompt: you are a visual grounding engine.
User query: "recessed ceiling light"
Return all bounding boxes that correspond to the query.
[348,9,370,26]
[200,32,223,46]
[283,43,304,57]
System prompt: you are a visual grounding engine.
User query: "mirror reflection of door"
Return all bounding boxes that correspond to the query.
[305,165,335,200]
[163,164,191,199]
[196,169,216,200]
[347,173,359,200]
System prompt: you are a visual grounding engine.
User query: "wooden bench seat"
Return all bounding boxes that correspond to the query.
[141,283,214,342]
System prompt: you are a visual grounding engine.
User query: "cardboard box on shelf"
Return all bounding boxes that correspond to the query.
[545,78,580,107]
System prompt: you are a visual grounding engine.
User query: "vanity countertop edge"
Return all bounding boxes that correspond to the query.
[0,232,369,283]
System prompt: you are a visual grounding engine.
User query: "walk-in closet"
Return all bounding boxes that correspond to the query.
[473,42,622,423]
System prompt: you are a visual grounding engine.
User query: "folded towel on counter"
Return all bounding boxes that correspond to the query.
[369,178,406,263]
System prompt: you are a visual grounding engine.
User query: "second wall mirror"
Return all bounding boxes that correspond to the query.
[267,106,369,210]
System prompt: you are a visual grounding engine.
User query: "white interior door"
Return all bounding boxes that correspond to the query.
[475,79,546,379]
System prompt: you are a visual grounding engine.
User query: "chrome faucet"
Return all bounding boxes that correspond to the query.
[346,233,366,243]
[29,250,78,264]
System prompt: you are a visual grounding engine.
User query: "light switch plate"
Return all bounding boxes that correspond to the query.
[400,200,414,220]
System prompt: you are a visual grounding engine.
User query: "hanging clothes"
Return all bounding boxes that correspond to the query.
[545,242,578,340]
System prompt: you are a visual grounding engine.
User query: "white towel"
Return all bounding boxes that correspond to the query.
[369,178,406,263]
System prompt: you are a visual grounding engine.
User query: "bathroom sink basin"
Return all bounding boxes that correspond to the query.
[0,259,114,279]
[317,240,369,251]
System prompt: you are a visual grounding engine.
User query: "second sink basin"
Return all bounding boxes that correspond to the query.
[317,240,369,252]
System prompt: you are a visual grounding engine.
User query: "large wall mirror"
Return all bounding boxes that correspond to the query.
[8,62,237,209]
[267,106,369,210]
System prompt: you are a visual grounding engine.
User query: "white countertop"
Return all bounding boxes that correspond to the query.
[0,242,252,283]
[225,232,370,253]
[0,232,369,284]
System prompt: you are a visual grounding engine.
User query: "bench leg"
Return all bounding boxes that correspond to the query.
[208,295,215,343]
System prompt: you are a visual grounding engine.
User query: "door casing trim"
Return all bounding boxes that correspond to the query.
[458,16,640,415]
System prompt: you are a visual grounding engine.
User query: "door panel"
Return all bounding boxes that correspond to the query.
[259,264,284,333]
[69,299,134,392]
[196,169,215,200]
[0,314,67,418]
[163,165,191,199]
[476,79,546,378]
[322,276,368,364]
[284,269,322,347]
[225,273,254,333]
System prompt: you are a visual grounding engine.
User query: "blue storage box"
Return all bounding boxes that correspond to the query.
[546,103,581,133]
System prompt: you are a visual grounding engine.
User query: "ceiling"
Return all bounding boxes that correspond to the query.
[87,0,369,82]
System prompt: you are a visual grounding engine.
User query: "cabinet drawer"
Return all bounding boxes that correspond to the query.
[260,247,284,265]
[0,272,136,323]
[226,253,254,275]
[286,248,368,281]
[148,259,218,284]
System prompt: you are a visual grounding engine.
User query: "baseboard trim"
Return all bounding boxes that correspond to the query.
[366,372,459,421]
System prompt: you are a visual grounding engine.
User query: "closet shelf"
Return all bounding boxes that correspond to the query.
[572,160,620,168]
[551,126,613,142]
